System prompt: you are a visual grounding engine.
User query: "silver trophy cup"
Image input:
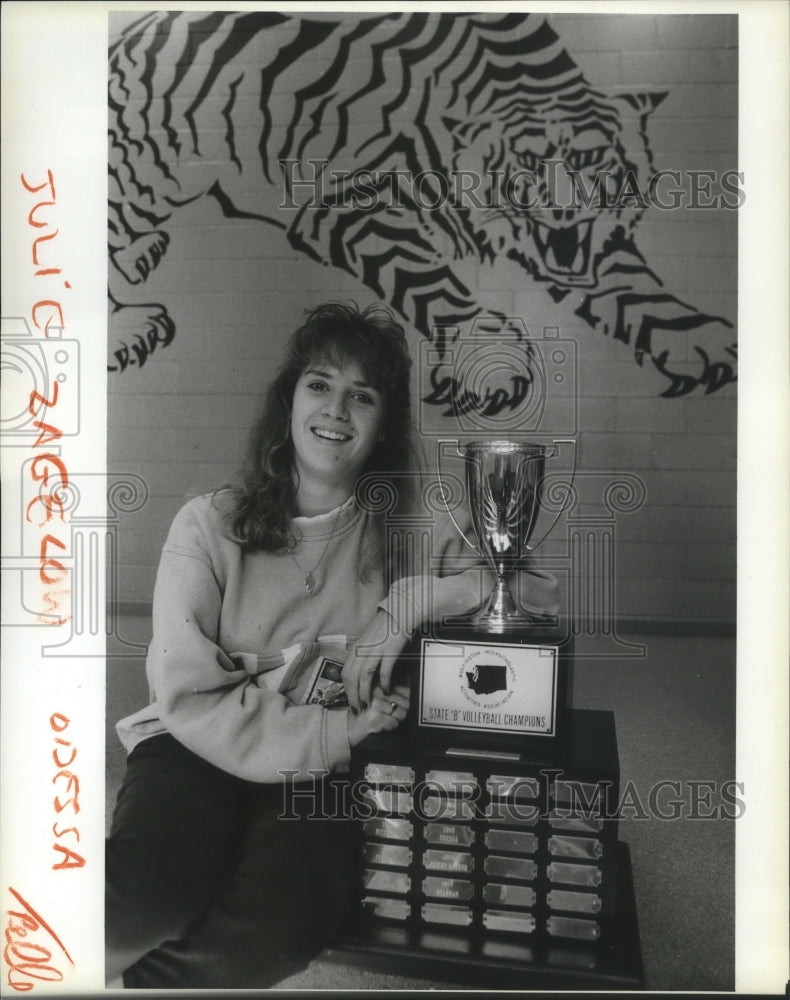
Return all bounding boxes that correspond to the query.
[463,439,552,631]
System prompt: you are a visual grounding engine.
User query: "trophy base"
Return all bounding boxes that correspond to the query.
[445,608,560,634]
[444,582,558,634]
[407,617,573,757]
[329,710,643,990]
[326,842,643,990]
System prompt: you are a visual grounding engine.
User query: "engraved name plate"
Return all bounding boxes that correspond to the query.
[364,763,415,785]
[361,788,412,815]
[363,816,413,842]
[424,822,475,847]
[363,869,411,894]
[548,834,603,860]
[482,883,536,908]
[485,801,540,826]
[362,843,412,867]
[420,797,475,822]
[548,811,604,833]
[486,775,539,800]
[552,780,601,806]
[484,856,538,881]
[547,862,602,887]
[546,915,600,941]
[421,903,474,927]
[483,909,536,934]
[422,876,474,901]
[485,829,538,855]
[361,895,410,920]
[547,889,602,914]
[425,770,479,795]
[423,849,474,874]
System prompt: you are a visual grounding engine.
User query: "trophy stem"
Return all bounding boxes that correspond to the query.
[453,576,535,632]
[484,576,520,622]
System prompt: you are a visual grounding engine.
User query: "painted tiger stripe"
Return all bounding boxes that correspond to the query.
[258,19,340,183]
[280,16,391,165]
[331,15,433,163]
[184,12,289,157]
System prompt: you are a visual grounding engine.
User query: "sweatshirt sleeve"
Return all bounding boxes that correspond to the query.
[378,503,560,633]
[145,500,350,783]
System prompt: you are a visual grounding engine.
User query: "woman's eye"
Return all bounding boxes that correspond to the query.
[352,391,375,405]
[307,380,328,392]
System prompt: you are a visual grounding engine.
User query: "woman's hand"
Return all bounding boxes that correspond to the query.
[342,609,411,711]
[347,683,410,747]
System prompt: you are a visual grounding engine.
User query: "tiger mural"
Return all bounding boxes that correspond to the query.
[108,10,737,401]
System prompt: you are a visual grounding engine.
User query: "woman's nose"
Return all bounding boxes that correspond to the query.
[322,393,348,420]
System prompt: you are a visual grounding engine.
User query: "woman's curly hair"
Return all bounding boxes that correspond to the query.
[226,301,418,556]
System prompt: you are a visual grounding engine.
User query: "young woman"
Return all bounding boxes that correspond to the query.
[105,301,559,988]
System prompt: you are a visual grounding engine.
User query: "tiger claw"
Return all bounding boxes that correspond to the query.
[110,232,170,285]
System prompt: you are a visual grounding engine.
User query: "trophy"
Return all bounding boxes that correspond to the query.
[454,439,554,631]
[408,437,571,755]
[337,425,642,986]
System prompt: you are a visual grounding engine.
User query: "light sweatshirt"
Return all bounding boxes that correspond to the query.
[116,491,559,782]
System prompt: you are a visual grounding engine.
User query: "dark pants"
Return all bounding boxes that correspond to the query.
[106,734,352,989]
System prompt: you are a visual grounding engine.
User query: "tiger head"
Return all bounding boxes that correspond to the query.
[443,88,666,289]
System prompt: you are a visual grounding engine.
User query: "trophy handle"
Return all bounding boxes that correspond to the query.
[435,440,481,553]
[524,439,576,552]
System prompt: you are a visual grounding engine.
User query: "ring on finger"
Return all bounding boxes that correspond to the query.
[388,701,398,716]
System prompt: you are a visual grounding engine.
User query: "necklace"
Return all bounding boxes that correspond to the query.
[288,508,342,596]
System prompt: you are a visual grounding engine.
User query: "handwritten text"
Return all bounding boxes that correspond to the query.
[49,714,84,871]
[3,887,73,993]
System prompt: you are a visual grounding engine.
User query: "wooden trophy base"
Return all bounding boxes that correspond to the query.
[325,840,643,990]
[326,709,644,990]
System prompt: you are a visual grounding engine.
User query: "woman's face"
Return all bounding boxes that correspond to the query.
[290,357,385,499]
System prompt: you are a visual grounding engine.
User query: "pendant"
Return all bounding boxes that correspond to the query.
[304,571,316,595]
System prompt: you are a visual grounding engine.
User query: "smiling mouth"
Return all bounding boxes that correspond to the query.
[311,427,352,442]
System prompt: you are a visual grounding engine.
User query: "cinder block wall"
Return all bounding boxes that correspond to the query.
[108,12,737,629]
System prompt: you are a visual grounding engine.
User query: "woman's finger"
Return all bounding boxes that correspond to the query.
[342,654,380,711]
[378,631,409,694]
[361,660,383,710]
[372,687,408,720]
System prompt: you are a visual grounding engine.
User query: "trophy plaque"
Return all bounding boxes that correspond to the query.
[329,439,643,989]
[332,712,643,989]
[412,439,572,756]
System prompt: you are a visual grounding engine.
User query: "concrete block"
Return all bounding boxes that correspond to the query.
[641,469,690,507]
[621,49,689,85]
[684,433,737,471]
[548,14,657,55]
[617,540,686,579]
[579,433,652,471]
[683,470,736,508]
[616,396,687,435]
[686,47,738,84]
[649,433,693,472]
[655,15,733,51]
[684,396,737,434]
[572,51,624,87]
[649,119,738,156]
[579,397,618,433]
[686,543,736,580]
[678,505,736,543]
[659,83,738,119]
